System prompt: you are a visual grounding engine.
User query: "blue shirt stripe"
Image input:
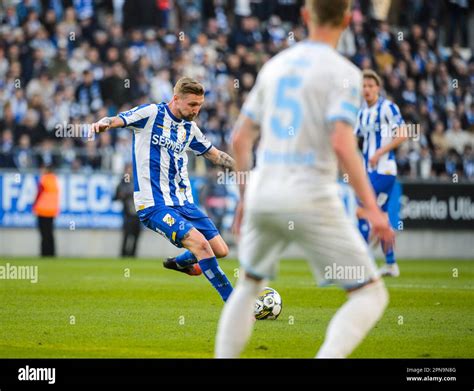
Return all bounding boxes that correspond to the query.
[167,122,179,205]
[132,133,140,192]
[150,105,165,206]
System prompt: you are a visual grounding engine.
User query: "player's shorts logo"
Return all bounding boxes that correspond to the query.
[162,214,175,226]
[155,227,167,237]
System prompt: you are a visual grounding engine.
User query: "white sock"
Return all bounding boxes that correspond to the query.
[215,276,264,358]
[316,279,389,358]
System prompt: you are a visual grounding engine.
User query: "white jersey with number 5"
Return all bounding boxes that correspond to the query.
[241,41,362,212]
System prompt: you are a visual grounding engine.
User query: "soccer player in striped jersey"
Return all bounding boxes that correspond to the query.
[355,70,408,277]
[90,77,235,302]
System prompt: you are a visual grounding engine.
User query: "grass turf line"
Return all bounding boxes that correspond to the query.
[0,258,472,358]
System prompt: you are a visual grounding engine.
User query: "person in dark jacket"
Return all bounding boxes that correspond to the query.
[114,164,141,257]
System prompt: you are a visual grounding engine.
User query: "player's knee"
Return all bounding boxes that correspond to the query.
[182,230,213,257]
[366,279,389,309]
[214,242,229,258]
[193,239,214,258]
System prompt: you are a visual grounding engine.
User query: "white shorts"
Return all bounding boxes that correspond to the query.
[239,197,378,290]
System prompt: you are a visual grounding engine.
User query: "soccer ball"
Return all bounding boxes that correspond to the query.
[254,287,282,320]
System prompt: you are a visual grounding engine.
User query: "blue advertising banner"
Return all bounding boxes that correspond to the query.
[0,171,401,230]
[0,171,123,229]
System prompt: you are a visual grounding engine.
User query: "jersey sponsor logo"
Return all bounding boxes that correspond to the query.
[262,149,316,165]
[162,213,175,226]
[151,134,185,153]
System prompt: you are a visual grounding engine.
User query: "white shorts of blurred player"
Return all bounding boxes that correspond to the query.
[239,196,378,290]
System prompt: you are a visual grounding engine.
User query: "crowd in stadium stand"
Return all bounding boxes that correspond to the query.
[0,0,473,181]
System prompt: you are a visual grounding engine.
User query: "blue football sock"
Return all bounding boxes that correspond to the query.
[198,257,233,302]
[175,250,197,267]
[358,218,370,243]
[382,241,396,264]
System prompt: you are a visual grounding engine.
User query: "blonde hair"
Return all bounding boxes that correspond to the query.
[362,69,382,87]
[174,77,205,96]
[305,0,351,27]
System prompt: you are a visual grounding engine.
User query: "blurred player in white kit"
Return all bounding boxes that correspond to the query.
[215,0,395,358]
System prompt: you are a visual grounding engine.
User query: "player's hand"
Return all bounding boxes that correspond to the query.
[232,201,244,238]
[360,206,395,251]
[89,117,112,138]
[369,150,382,168]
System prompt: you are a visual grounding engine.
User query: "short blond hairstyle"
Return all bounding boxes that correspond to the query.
[362,69,382,87]
[174,77,205,96]
[306,0,351,27]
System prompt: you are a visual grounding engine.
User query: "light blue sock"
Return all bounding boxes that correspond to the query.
[383,241,396,265]
[175,250,197,267]
[198,257,233,302]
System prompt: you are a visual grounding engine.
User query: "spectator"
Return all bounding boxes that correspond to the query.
[463,145,474,180]
[445,118,472,155]
[75,69,103,116]
[0,129,15,168]
[418,146,432,179]
[447,0,469,47]
[432,145,447,177]
[26,70,55,103]
[16,109,48,145]
[13,134,34,170]
[150,68,174,103]
[0,0,471,182]
[430,121,449,155]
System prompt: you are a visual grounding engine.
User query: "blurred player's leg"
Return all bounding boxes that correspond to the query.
[316,280,388,358]
[215,212,287,357]
[215,274,264,358]
[295,197,389,358]
[359,173,400,277]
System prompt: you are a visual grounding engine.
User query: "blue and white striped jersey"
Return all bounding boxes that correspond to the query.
[355,96,404,176]
[118,102,212,210]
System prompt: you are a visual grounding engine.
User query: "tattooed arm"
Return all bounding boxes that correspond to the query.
[203,146,236,170]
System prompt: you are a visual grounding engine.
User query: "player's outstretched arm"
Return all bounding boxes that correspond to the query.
[230,114,259,236]
[90,116,125,136]
[203,146,236,171]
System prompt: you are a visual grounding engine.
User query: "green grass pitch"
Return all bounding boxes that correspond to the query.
[0,258,472,358]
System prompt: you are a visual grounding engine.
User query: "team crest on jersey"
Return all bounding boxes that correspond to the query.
[177,126,187,143]
[162,213,175,226]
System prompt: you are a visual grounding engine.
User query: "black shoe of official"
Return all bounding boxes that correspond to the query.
[163,257,202,276]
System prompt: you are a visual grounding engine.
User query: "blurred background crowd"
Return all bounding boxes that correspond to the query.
[0,0,473,181]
